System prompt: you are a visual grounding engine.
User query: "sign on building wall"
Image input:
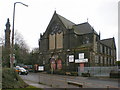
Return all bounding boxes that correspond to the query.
[75,59,88,63]
[75,59,80,63]
[79,53,84,59]
[69,55,74,62]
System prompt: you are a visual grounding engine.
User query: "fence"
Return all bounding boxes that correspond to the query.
[78,66,118,77]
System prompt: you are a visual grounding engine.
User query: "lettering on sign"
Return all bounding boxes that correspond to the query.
[38,66,44,71]
[69,55,74,62]
[75,59,88,63]
[79,53,84,59]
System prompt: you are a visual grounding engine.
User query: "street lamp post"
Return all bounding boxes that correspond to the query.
[11,2,28,68]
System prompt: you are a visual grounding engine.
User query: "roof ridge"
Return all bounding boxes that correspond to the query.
[57,13,75,24]
[56,13,75,29]
[74,22,89,26]
[101,38,113,41]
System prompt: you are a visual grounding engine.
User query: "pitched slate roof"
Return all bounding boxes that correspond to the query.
[56,13,75,29]
[49,12,98,35]
[100,38,116,48]
[56,13,98,35]
[73,22,98,35]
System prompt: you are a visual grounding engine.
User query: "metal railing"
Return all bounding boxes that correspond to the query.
[78,66,118,77]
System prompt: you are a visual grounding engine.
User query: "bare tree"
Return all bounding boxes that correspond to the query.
[14,30,29,51]
[12,31,30,65]
[0,34,5,45]
[2,30,31,66]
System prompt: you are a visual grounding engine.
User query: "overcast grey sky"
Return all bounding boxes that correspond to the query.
[0,0,119,59]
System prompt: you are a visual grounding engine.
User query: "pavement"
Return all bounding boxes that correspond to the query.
[23,79,52,88]
[20,72,120,88]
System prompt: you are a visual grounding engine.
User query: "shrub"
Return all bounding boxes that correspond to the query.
[2,68,28,89]
[53,70,65,75]
[65,72,71,76]
[70,72,78,76]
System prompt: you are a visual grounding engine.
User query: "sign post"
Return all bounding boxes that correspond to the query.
[10,54,15,67]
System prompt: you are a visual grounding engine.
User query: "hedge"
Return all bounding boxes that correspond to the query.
[2,68,28,89]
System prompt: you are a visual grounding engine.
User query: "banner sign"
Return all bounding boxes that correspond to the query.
[75,59,80,63]
[69,55,74,62]
[75,59,88,63]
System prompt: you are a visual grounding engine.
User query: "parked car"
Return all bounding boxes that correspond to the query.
[23,65,33,72]
[15,67,28,75]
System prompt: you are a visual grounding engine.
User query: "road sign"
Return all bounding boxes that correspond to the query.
[10,54,15,64]
[75,59,88,63]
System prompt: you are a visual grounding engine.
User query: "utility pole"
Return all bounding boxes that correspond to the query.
[11,2,28,68]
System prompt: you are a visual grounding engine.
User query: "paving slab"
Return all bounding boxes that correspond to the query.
[23,79,52,88]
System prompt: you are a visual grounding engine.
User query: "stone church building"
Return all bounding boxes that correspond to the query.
[39,11,116,71]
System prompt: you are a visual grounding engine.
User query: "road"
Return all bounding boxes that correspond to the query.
[20,72,119,88]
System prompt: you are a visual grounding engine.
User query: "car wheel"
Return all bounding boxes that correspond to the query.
[19,72,21,75]
[25,72,28,75]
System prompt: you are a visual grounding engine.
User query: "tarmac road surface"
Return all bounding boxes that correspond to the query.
[20,72,120,88]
